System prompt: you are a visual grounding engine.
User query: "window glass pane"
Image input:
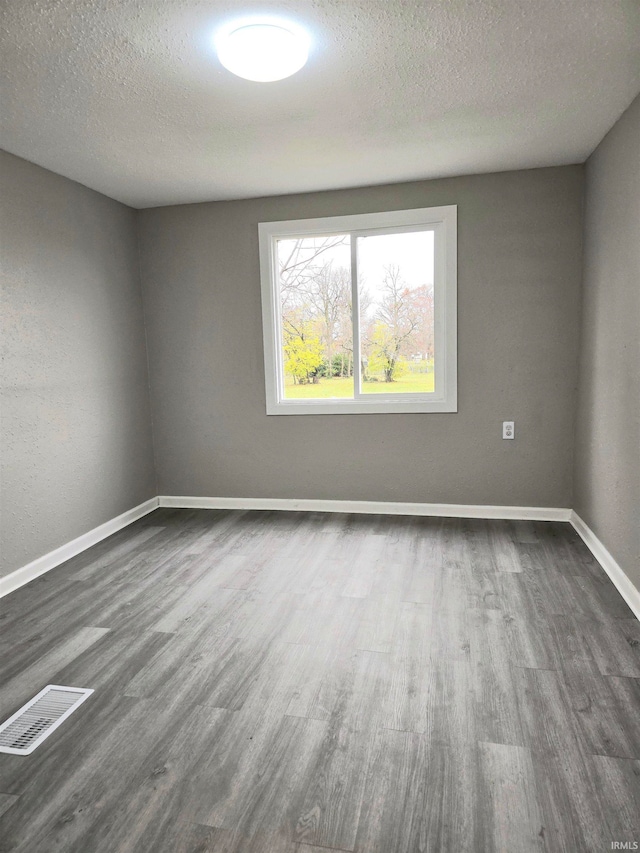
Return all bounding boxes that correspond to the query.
[277,235,354,400]
[357,231,435,394]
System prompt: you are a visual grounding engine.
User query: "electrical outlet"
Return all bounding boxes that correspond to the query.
[503,421,515,439]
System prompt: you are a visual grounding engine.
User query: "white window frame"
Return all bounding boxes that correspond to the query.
[259,205,457,415]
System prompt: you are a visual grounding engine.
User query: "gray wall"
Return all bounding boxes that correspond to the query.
[1,151,156,577]
[574,94,640,588]
[138,166,584,508]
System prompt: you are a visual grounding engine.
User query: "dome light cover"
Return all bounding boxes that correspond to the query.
[215,20,310,82]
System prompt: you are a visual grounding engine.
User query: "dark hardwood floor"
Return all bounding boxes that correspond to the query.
[0,509,639,852]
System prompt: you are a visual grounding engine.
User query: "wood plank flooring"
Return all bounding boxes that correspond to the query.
[1,509,639,852]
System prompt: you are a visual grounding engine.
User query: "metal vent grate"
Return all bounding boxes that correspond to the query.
[0,685,94,755]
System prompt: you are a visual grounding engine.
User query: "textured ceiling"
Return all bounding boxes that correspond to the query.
[2,0,640,208]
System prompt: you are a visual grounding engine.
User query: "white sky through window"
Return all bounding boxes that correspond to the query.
[278,230,434,292]
[358,231,434,291]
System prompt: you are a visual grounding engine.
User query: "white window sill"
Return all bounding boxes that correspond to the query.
[266,397,457,415]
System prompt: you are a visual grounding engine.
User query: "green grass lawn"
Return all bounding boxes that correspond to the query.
[284,372,434,398]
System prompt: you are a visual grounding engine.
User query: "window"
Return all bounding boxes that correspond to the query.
[259,205,457,414]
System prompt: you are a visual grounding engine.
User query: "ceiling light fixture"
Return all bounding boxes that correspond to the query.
[215,19,310,82]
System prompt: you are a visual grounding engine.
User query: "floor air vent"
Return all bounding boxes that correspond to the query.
[0,685,94,755]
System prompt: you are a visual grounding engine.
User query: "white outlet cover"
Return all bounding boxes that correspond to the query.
[503,421,515,439]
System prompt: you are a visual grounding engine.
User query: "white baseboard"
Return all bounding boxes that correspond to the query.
[571,511,640,621]
[158,495,571,522]
[0,498,159,599]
